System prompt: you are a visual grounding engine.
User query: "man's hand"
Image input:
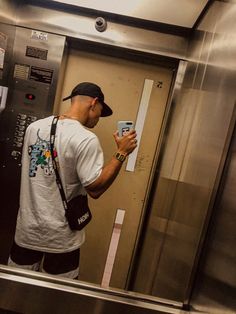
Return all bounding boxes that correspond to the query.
[113,129,137,156]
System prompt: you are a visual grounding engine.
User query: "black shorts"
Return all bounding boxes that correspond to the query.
[9,241,80,279]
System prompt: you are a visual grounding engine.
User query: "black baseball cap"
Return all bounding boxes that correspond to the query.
[62,82,112,117]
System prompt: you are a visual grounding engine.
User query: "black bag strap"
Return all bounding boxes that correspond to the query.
[50,116,68,211]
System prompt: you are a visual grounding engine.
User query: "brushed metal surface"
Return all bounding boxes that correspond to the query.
[130,0,236,308]
[14,2,188,60]
[0,0,18,24]
[191,120,236,314]
[189,2,236,314]
[0,266,183,314]
[47,0,208,28]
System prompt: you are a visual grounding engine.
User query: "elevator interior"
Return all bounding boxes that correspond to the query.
[0,1,236,314]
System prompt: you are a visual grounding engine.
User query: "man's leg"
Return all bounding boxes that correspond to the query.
[43,248,80,279]
[8,241,43,271]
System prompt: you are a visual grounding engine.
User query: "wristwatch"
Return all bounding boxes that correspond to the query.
[114,152,126,162]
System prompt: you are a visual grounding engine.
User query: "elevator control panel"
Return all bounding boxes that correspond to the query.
[0,26,66,170]
[0,78,49,167]
[0,108,41,167]
[11,113,37,162]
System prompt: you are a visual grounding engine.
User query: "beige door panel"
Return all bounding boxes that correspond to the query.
[58,49,173,288]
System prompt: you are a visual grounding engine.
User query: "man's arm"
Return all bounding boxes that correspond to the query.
[85,130,137,199]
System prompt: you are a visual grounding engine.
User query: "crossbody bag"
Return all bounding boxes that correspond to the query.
[50,116,92,231]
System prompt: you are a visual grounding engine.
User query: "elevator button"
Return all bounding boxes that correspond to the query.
[14,136,23,142]
[28,115,37,122]
[17,113,27,120]
[15,131,24,137]
[11,150,22,160]
[13,142,22,148]
[16,125,25,131]
[17,120,26,126]
[25,93,35,101]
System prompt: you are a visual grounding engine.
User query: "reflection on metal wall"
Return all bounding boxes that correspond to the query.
[190,2,236,314]
[129,0,236,306]
[191,119,236,314]
[0,266,182,314]
[0,0,17,25]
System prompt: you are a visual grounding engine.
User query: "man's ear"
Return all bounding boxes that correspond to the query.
[92,97,98,105]
[90,97,98,110]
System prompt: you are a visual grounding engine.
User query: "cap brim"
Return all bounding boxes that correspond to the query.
[101,102,113,117]
[62,95,71,101]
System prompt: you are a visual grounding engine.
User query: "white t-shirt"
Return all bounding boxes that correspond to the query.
[15,116,104,253]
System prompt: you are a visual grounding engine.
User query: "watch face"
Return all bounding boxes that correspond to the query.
[116,152,125,162]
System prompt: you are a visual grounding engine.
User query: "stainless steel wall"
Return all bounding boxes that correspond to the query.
[190,2,236,313]
[0,265,182,314]
[13,0,188,61]
[130,0,236,308]
[0,0,18,24]
[191,119,236,314]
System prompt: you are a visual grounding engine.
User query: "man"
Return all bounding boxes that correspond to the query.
[8,82,137,279]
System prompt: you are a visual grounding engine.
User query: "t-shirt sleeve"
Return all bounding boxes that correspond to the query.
[76,135,104,187]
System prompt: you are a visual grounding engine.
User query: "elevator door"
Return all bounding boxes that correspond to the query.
[57,48,173,289]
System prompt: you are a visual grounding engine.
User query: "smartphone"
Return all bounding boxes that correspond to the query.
[117,121,134,137]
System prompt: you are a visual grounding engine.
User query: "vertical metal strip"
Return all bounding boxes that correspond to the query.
[101,209,125,288]
[126,79,154,172]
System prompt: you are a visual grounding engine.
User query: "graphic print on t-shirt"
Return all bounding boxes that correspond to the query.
[28,129,57,177]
